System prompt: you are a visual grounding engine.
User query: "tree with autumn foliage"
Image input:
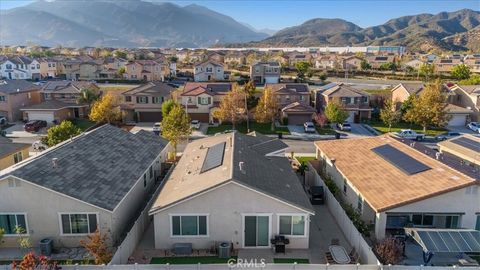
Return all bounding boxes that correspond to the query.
[80,229,112,265]
[161,103,191,158]
[380,99,401,132]
[13,252,59,270]
[374,237,404,265]
[254,87,279,131]
[212,85,246,129]
[314,112,328,128]
[403,80,449,132]
[89,93,122,124]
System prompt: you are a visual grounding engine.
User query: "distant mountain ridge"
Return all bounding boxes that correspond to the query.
[0,0,267,48]
[231,9,480,52]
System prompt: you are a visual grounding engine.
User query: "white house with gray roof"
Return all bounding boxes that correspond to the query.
[0,125,170,249]
[149,132,313,250]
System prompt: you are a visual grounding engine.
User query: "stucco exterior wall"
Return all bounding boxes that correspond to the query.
[0,148,29,171]
[0,90,42,121]
[152,182,312,250]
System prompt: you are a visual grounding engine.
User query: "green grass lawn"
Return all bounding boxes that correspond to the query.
[295,156,316,164]
[368,120,447,137]
[72,119,96,131]
[273,258,310,264]
[150,256,237,264]
[316,126,337,135]
[207,122,290,135]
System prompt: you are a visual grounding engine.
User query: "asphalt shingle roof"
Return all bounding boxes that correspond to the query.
[0,80,40,94]
[4,125,168,211]
[0,137,29,159]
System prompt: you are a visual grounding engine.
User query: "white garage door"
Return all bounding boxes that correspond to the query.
[448,114,467,126]
[346,111,355,123]
[264,76,279,84]
[28,112,54,123]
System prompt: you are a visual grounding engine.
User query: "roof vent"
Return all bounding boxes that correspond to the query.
[239,161,246,174]
[330,158,336,165]
[16,89,20,92]
[52,158,58,168]
[450,176,460,181]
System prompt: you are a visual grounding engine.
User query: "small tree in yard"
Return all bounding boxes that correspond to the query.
[161,103,191,158]
[80,229,112,265]
[243,80,259,110]
[403,80,449,132]
[295,61,311,79]
[324,102,349,125]
[77,88,100,106]
[89,93,122,124]
[451,64,471,80]
[41,120,81,147]
[161,99,176,116]
[380,99,401,132]
[254,87,279,131]
[314,112,328,128]
[419,63,435,81]
[374,237,404,265]
[212,85,246,129]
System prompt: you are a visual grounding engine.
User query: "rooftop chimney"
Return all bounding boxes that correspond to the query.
[239,161,246,174]
[52,158,58,168]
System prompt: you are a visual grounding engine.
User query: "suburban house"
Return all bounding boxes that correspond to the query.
[314,82,372,123]
[63,59,82,80]
[39,58,64,79]
[0,80,42,122]
[463,55,480,73]
[266,83,315,125]
[0,56,41,80]
[314,135,479,240]
[20,81,99,124]
[437,134,480,170]
[402,59,424,70]
[193,60,225,82]
[174,82,232,123]
[433,58,462,74]
[206,52,225,63]
[149,132,313,250]
[449,84,480,122]
[342,56,363,71]
[250,61,281,84]
[315,55,341,70]
[121,81,174,123]
[224,52,246,67]
[391,83,473,126]
[287,53,312,67]
[0,125,170,248]
[0,137,29,171]
[366,55,396,69]
[125,60,168,81]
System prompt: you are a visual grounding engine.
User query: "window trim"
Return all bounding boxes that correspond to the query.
[0,212,29,236]
[169,214,210,238]
[57,212,99,236]
[13,151,23,164]
[276,214,308,238]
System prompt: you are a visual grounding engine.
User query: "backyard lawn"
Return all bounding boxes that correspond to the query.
[150,256,237,264]
[369,120,447,137]
[295,156,316,164]
[72,119,96,131]
[273,258,310,264]
[207,122,290,135]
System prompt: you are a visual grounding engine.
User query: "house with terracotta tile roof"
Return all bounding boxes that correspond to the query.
[314,135,478,240]
[193,60,225,82]
[174,82,233,123]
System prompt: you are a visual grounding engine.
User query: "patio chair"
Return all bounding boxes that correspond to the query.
[325,252,336,264]
[349,248,359,264]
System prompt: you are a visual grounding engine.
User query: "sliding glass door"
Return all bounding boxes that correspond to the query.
[244,215,269,247]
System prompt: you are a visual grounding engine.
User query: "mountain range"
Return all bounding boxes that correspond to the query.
[0,0,268,48]
[0,1,479,52]
[238,9,480,52]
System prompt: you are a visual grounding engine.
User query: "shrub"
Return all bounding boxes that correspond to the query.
[374,237,404,265]
[282,117,289,125]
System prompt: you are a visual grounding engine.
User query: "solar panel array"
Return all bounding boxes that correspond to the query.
[416,230,480,253]
[451,137,480,152]
[200,142,226,173]
[372,144,431,175]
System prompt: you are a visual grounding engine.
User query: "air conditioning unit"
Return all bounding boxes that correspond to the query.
[218,242,231,259]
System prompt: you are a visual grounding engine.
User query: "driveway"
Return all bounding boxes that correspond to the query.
[129,122,155,133]
[446,125,478,135]
[3,122,47,138]
[338,123,375,138]
[287,125,323,139]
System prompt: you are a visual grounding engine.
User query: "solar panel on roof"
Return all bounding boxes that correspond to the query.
[450,137,480,152]
[200,142,226,173]
[413,229,480,253]
[372,144,431,175]
[460,231,480,251]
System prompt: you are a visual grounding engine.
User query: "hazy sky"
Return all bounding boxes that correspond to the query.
[1,0,479,29]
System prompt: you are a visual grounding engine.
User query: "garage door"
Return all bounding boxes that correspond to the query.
[288,114,311,125]
[448,114,467,126]
[346,111,356,123]
[138,112,162,122]
[265,76,279,84]
[28,112,54,123]
[189,113,210,123]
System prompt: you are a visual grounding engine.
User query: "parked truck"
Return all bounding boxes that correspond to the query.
[395,129,425,141]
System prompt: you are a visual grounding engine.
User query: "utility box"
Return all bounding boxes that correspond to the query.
[39,238,53,256]
[218,242,231,258]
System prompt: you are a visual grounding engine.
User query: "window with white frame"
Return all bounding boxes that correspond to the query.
[279,215,305,236]
[171,215,207,236]
[0,214,28,235]
[13,152,23,164]
[152,96,163,104]
[198,97,211,105]
[60,213,97,234]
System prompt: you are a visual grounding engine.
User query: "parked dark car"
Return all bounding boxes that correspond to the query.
[309,186,325,205]
[24,120,47,132]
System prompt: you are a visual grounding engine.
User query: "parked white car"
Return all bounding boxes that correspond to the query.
[467,122,480,132]
[396,129,425,141]
[304,122,316,133]
[32,140,47,150]
[152,122,161,134]
[338,122,351,131]
[191,120,200,129]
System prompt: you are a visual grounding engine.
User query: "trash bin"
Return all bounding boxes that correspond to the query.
[218,242,231,258]
[39,238,53,256]
[335,132,340,139]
